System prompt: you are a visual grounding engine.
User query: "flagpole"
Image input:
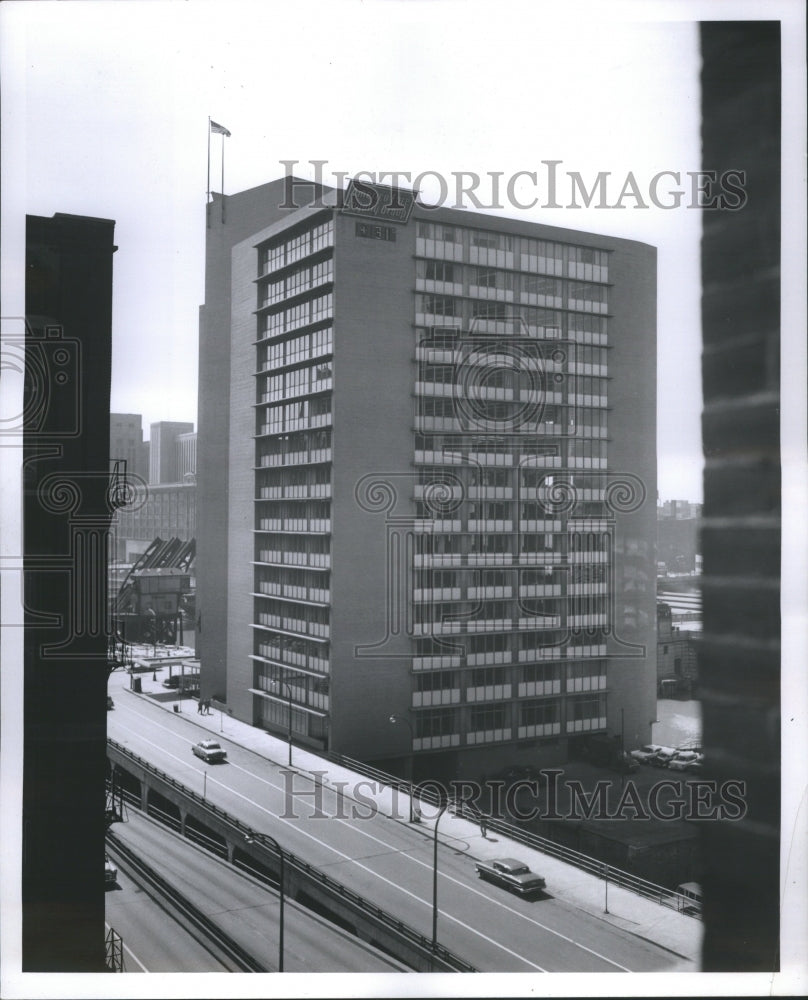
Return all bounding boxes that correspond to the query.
[221,129,226,224]
[207,117,211,229]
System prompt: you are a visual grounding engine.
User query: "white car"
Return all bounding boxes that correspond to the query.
[630,744,665,764]
[668,750,703,772]
[105,853,118,887]
[192,740,227,763]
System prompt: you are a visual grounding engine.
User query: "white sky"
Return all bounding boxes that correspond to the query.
[3,0,709,501]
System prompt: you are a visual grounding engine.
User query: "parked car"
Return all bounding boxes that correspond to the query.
[162,675,181,688]
[649,746,678,767]
[106,695,115,711]
[683,759,704,774]
[475,857,546,896]
[105,853,118,887]
[630,744,665,765]
[668,750,702,772]
[192,739,227,763]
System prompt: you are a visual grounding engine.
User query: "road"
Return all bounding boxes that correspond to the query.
[105,862,230,972]
[106,811,406,972]
[108,675,688,973]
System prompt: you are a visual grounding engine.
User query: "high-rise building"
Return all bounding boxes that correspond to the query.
[197,177,657,779]
[176,430,197,481]
[110,412,149,482]
[149,420,194,484]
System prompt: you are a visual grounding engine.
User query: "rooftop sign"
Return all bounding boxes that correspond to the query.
[341,178,415,224]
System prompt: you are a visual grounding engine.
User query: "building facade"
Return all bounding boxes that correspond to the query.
[176,430,197,481]
[149,420,194,484]
[110,412,149,482]
[198,178,657,778]
[111,481,197,561]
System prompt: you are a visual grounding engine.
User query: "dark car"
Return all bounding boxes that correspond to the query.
[475,857,546,895]
[192,739,227,763]
[106,695,115,711]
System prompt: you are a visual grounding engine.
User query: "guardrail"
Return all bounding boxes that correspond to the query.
[107,739,476,972]
[106,831,268,971]
[328,751,701,919]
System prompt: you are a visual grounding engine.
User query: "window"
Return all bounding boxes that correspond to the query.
[415,708,457,738]
[469,704,507,730]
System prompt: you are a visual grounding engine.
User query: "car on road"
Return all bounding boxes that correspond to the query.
[106,695,115,711]
[630,744,665,765]
[668,750,703,772]
[192,739,227,763]
[475,857,546,896]
[105,853,118,887]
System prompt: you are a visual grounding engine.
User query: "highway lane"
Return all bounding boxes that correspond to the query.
[109,684,685,972]
[107,811,406,972]
[105,865,231,972]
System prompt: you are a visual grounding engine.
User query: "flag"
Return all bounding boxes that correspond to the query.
[210,120,231,137]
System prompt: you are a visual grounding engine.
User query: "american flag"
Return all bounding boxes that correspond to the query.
[210,120,231,137]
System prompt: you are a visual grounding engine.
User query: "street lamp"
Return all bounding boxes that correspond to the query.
[273,679,294,767]
[245,832,285,972]
[432,798,451,961]
[389,714,417,822]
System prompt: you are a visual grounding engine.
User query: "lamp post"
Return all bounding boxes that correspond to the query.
[389,714,416,822]
[274,679,294,767]
[245,832,285,972]
[432,798,450,961]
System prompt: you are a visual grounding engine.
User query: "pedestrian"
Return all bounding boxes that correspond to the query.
[205,699,211,715]
[197,699,202,714]
[480,817,487,839]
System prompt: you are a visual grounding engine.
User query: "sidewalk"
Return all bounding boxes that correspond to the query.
[114,655,701,968]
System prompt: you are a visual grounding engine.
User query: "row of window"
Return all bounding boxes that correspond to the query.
[260,292,334,339]
[414,627,609,656]
[260,327,333,371]
[260,259,333,307]
[261,361,333,402]
[417,261,609,300]
[260,397,332,435]
[260,218,334,274]
[415,224,608,275]
[414,661,605,691]
[415,693,606,738]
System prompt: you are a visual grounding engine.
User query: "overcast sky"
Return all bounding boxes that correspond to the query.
[0,0,795,503]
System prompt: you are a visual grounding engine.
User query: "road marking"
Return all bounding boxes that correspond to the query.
[111,719,548,971]
[104,921,149,972]
[112,708,639,971]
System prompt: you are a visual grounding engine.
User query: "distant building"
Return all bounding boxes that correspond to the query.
[110,412,149,482]
[111,481,196,562]
[149,420,194,484]
[657,500,701,575]
[176,431,197,480]
[656,602,699,697]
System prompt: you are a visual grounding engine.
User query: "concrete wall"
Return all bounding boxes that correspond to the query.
[699,21,781,973]
[328,212,417,759]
